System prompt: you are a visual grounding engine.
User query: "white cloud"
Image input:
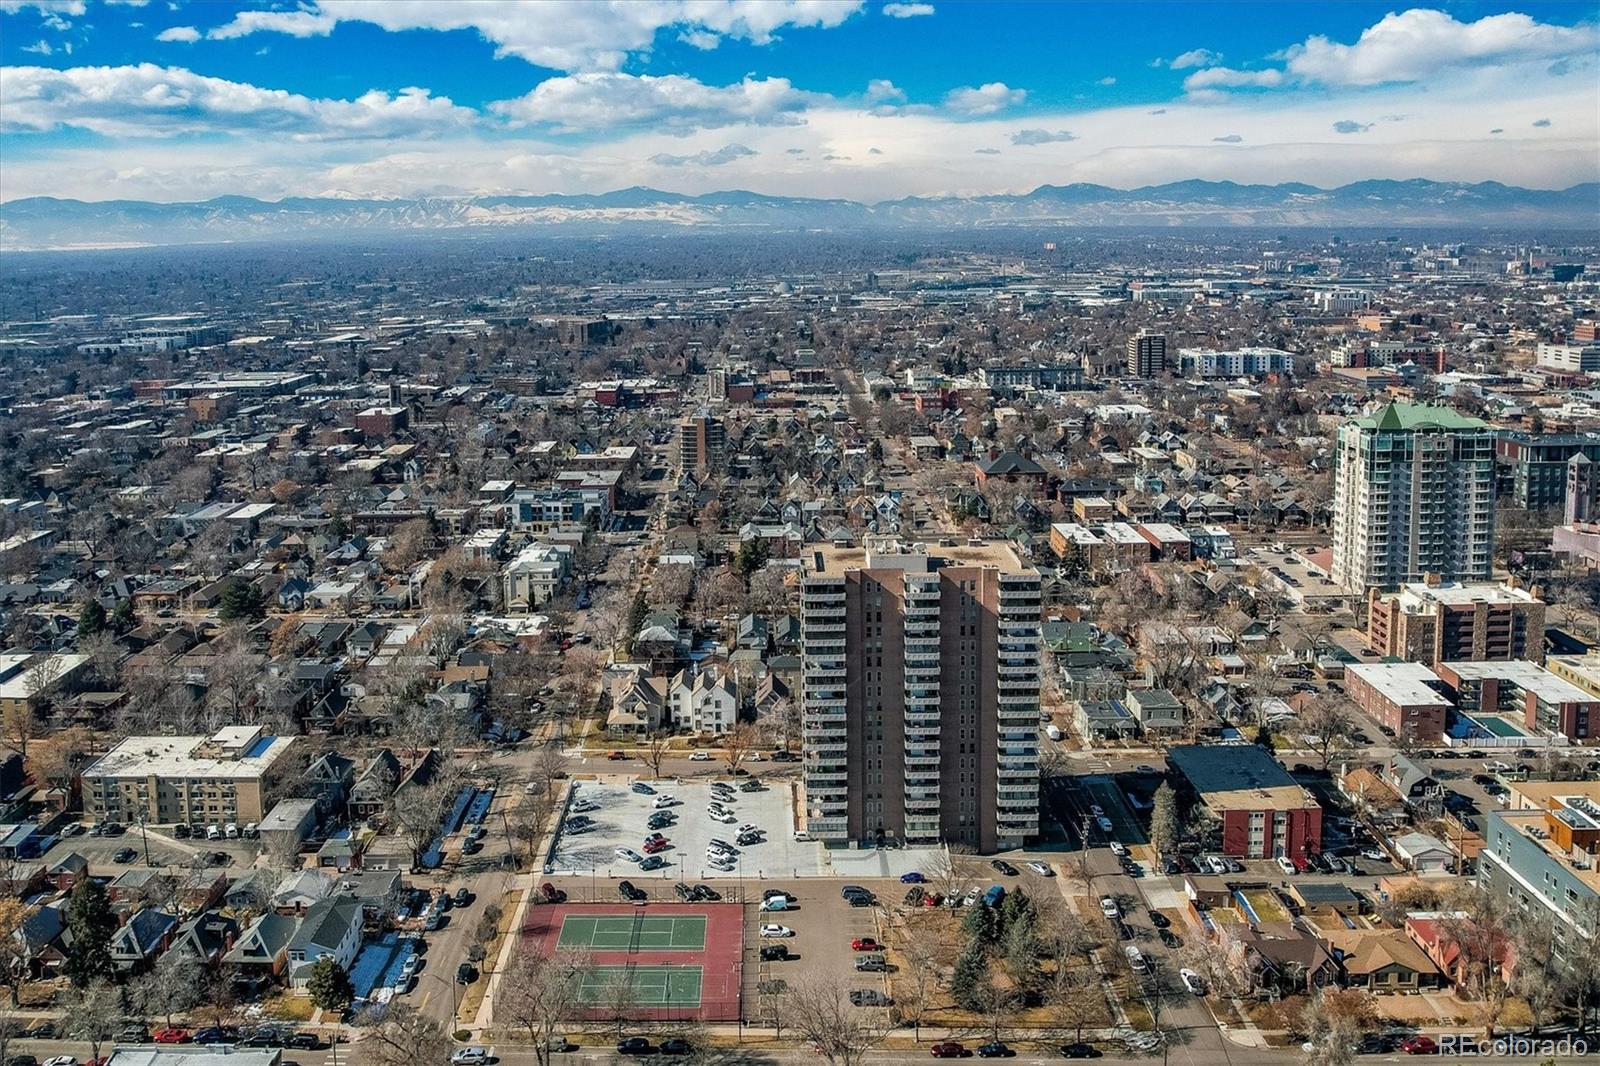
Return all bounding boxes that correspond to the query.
[944,82,1025,116]
[1096,76,1116,86]
[1010,128,1075,145]
[207,5,336,40]
[1284,9,1599,87]
[882,2,933,17]
[19,38,51,54]
[199,0,866,72]
[0,2,85,15]
[1182,66,1285,92]
[864,78,905,105]
[677,29,720,49]
[491,72,815,133]
[156,25,199,42]
[650,142,757,166]
[0,63,475,140]
[1170,47,1220,69]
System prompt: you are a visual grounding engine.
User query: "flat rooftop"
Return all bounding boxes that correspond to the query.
[1167,744,1315,811]
[85,732,297,781]
[1444,660,1593,704]
[806,539,1035,576]
[1347,662,1451,707]
[1392,580,1541,609]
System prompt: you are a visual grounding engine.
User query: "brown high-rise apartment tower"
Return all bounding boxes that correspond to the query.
[800,540,1041,852]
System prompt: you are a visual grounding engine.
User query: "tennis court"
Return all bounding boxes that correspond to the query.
[577,965,703,1007]
[558,913,707,951]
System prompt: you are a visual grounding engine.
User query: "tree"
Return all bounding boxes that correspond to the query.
[64,878,117,990]
[971,979,1021,1042]
[67,982,123,1063]
[951,939,990,1011]
[1440,889,1513,1039]
[721,722,758,774]
[1508,909,1567,1036]
[1299,694,1359,772]
[896,932,941,1040]
[735,537,770,579]
[498,948,592,1066]
[111,597,136,633]
[139,950,205,1027]
[0,901,28,1007]
[77,599,107,638]
[1300,989,1376,1066]
[358,1002,449,1066]
[594,967,639,1038]
[218,579,266,622]
[760,696,802,754]
[307,957,354,1012]
[640,731,673,780]
[388,777,455,871]
[930,845,982,906]
[1149,782,1180,863]
[786,978,890,1066]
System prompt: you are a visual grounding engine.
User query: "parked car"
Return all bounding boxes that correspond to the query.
[456,963,477,984]
[659,1040,692,1057]
[190,1029,228,1045]
[849,990,891,1006]
[759,944,789,961]
[618,881,647,902]
[152,1029,191,1045]
[286,1034,320,1051]
[989,859,1019,876]
[1146,909,1169,929]
[615,1038,653,1056]
[850,937,881,951]
[759,923,794,938]
[690,884,720,901]
[630,782,656,796]
[1276,855,1297,876]
[759,895,790,911]
[976,1043,1013,1058]
[900,871,927,883]
[689,751,711,761]
[855,953,887,972]
[451,1048,488,1065]
[1159,929,1182,949]
[1026,861,1054,876]
[1399,1036,1437,1055]
[1179,968,1206,995]
[1058,1043,1102,1058]
[539,882,567,903]
[113,847,137,863]
[1099,896,1119,920]
[930,1042,967,1058]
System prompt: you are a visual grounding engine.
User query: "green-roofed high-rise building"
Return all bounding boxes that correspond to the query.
[1331,403,1496,593]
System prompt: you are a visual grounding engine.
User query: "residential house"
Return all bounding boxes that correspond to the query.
[1325,929,1443,993]
[223,911,299,985]
[285,897,364,991]
[166,911,239,968]
[109,907,178,971]
[668,667,739,734]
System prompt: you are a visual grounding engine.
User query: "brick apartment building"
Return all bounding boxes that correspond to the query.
[1365,577,1545,666]
[1166,744,1322,861]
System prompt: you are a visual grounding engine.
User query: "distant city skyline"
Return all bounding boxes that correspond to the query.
[1,1,1597,203]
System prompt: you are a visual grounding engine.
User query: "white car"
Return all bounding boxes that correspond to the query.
[1099,896,1120,920]
[1089,804,1104,817]
[711,812,737,824]
[759,923,794,938]
[1180,968,1206,996]
[451,1049,489,1065]
[401,953,420,978]
[1276,855,1298,876]
[1206,855,1229,875]
[1108,841,1127,857]
[738,823,760,834]
[1096,816,1114,834]
[759,895,791,911]
[653,795,679,809]
[708,859,735,872]
[1026,861,1054,876]
[615,847,644,864]
[962,888,980,907]
[689,751,712,761]
[1361,848,1386,861]
[45,1057,78,1066]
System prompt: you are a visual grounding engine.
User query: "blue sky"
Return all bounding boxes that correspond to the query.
[1,1,1596,202]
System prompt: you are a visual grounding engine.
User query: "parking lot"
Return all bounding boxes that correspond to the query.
[741,878,895,1023]
[548,779,825,880]
[39,822,261,878]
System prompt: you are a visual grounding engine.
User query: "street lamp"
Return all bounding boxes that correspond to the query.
[422,970,460,1021]
[136,814,151,866]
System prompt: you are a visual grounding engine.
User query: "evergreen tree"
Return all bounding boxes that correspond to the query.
[218,579,265,622]
[306,957,354,1011]
[735,537,770,578]
[1150,782,1180,862]
[111,598,135,633]
[1254,722,1274,750]
[951,939,991,1012]
[77,600,106,638]
[962,901,999,944]
[64,879,116,989]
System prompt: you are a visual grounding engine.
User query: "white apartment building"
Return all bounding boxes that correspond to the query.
[500,542,573,610]
[1178,346,1296,378]
[1537,343,1600,373]
[1331,403,1496,593]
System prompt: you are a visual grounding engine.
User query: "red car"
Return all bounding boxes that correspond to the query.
[851,937,881,951]
[152,1030,191,1044]
[930,1043,967,1058]
[1399,1036,1437,1055]
[1291,856,1310,873]
[643,839,668,854]
[607,750,628,760]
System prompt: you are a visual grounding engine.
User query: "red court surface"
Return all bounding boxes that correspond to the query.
[521,902,744,1022]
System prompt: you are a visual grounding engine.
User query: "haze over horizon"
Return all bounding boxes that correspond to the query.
[2,0,1598,205]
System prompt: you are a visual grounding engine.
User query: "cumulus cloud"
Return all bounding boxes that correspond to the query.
[864,78,906,108]
[491,73,815,133]
[19,38,52,53]
[1010,128,1076,146]
[1331,119,1371,134]
[1170,47,1221,69]
[199,0,866,72]
[156,25,200,42]
[1283,9,1599,87]
[944,81,1025,116]
[0,63,474,140]
[1212,133,1243,143]
[0,2,85,15]
[1183,66,1285,92]
[649,142,756,166]
[881,2,932,16]
[677,28,720,49]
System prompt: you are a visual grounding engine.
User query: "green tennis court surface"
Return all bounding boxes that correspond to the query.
[578,965,703,1007]
[557,914,707,951]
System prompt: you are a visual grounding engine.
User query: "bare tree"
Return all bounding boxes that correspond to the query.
[0,901,28,1008]
[138,950,205,1027]
[640,731,673,780]
[721,722,759,774]
[67,982,123,1063]
[358,1001,450,1066]
[647,564,695,608]
[1298,694,1359,772]
[928,844,982,906]
[1441,888,1513,1039]
[759,696,802,754]
[594,967,639,1038]
[786,978,891,1066]
[896,933,941,1040]
[1508,909,1567,1036]
[388,777,456,870]
[1300,989,1376,1066]
[496,947,593,1066]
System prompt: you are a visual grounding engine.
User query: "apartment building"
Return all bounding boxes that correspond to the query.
[1331,403,1496,593]
[674,411,726,474]
[1365,577,1545,666]
[83,726,297,826]
[1166,744,1321,862]
[1126,331,1167,378]
[1496,431,1600,510]
[800,539,1041,852]
[1344,662,1452,744]
[1176,346,1295,378]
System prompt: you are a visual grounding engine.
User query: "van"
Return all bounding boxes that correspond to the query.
[243,823,259,839]
[1124,946,1148,974]
[854,953,887,972]
[1045,724,1062,742]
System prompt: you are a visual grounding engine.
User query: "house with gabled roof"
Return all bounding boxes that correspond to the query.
[110,907,178,971]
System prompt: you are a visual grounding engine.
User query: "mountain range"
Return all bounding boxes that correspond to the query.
[2,179,1595,250]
